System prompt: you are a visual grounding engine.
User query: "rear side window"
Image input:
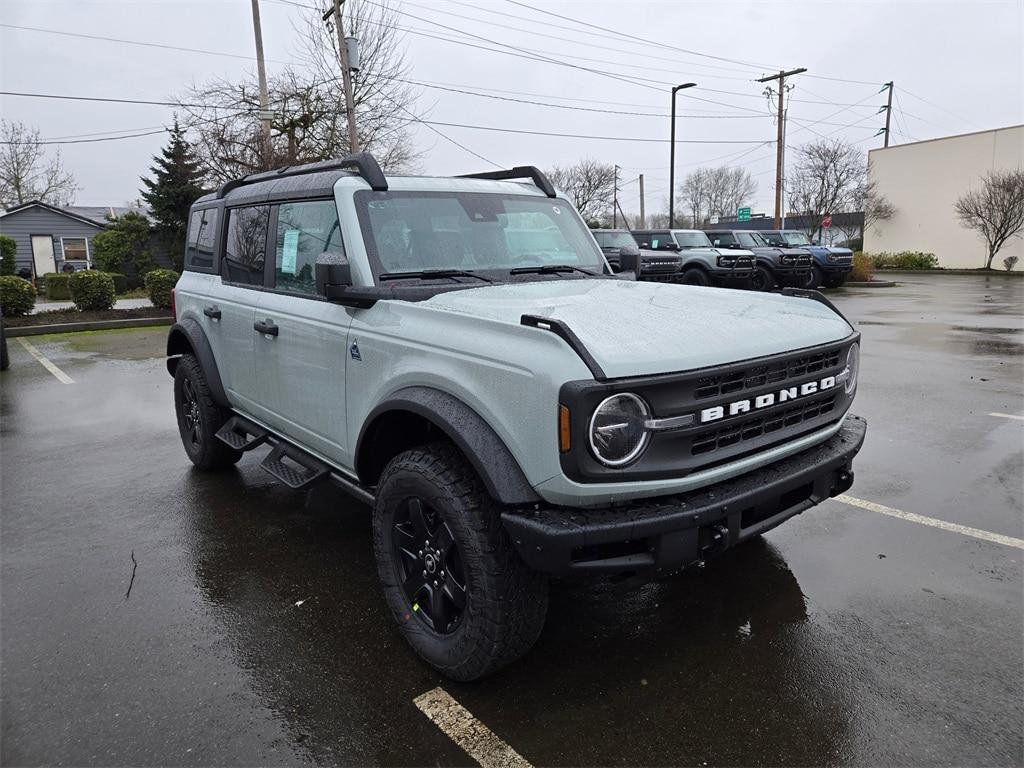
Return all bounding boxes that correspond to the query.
[185,208,218,270]
[273,200,344,296]
[223,205,270,287]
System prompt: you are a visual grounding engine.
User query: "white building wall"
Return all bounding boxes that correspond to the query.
[865,125,1024,269]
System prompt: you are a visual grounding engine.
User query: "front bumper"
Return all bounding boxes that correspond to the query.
[822,262,853,275]
[502,414,866,575]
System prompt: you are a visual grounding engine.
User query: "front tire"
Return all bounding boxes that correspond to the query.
[680,267,710,286]
[373,442,549,681]
[173,353,242,470]
[751,265,775,292]
[805,265,825,289]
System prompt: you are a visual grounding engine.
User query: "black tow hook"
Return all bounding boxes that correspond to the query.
[701,524,730,556]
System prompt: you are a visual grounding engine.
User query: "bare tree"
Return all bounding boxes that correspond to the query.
[0,120,79,209]
[547,158,617,222]
[177,0,418,184]
[786,138,865,238]
[955,170,1024,269]
[680,166,756,226]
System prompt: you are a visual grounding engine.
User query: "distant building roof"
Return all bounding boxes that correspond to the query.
[1,200,152,227]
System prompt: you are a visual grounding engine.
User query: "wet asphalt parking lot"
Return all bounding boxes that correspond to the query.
[2,273,1022,767]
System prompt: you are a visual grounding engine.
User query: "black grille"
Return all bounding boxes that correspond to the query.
[694,348,842,400]
[692,394,839,455]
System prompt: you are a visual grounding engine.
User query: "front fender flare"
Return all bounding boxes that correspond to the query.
[357,386,540,506]
[165,319,229,408]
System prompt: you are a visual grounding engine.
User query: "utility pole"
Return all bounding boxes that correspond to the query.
[326,0,360,153]
[668,82,697,228]
[612,164,619,228]
[882,81,894,148]
[638,173,646,228]
[756,67,806,229]
[249,0,273,167]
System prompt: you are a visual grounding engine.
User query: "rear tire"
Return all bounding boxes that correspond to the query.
[751,266,775,292]
[680,267,710,286]
[373,442,549,681]
[173,353,242,470]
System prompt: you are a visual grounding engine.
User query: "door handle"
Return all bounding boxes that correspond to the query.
[203,305,222,320]
[254,319,279,337]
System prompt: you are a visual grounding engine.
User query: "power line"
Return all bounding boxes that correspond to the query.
[413,120,768,144]
[0,128,168,146]
[0,90,253,111]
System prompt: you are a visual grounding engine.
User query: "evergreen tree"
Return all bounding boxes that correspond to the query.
[140,121,205,269]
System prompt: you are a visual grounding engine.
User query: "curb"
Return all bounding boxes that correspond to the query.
[6,316,174,337]
[844,280,897,288]
[876,269,1023,277]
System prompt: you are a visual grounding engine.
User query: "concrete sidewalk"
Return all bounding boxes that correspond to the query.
[32,297,153,313]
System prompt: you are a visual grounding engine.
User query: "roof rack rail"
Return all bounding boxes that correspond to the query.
[457,166,557,198]
[216,151,388,199]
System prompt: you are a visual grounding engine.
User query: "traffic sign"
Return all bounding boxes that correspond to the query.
[822,214,833,229]
[737,207,751,222]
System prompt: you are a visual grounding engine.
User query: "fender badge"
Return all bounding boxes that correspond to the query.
[350,341,362,361]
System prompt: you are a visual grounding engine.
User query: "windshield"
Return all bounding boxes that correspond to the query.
[593,231,636,250]
[355,191,606,279]
[737,232,766,248]
[782,231,812,246]
[673,231,713,249]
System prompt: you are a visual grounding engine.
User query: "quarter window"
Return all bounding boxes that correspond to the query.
[273,200,344,296]
[223,205,269,287]
[61,237,89,262]
[186,208,218,270]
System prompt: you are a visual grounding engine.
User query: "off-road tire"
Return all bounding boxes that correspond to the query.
[680,267,710,286]
[805,265,825,289]
[173,353,242,470]
[751,265,775,292]
[824,274,846,289]
[373,442,549,681]
[0,321,8,372]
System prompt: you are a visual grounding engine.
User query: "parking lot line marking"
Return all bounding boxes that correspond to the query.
[835,494,1024,550]
[16,338,74,384]
[414,687,532,768]
[988,412,1024,422]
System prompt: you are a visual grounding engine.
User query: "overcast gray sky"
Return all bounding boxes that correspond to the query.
[2,0,1022,217]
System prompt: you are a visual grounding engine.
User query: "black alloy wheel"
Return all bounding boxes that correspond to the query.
[751,265,775,292]
[391,495,468,634]
[181,377,202,451]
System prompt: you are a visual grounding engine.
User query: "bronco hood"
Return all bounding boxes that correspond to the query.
[422,279,853,379]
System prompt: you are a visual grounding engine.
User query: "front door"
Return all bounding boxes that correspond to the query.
[30,236,55,278]
[254,199,352,468]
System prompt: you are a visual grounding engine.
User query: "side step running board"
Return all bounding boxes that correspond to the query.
[259,442,330,491]
[215,415,268,451]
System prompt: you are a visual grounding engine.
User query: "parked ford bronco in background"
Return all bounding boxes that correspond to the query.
[761,230,854,289]
[631,229,755,288]
[704,229,813,292]
[166,154,866,680]
[591,228,681,280]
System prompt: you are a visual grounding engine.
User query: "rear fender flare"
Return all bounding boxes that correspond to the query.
[165,319,229,408]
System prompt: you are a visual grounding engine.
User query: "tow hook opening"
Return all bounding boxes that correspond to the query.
[700,524,730,556]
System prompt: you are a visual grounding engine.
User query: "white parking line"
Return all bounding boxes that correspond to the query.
[835,494,1024,550]
[414,687,532,768]
[16,338,74,384]
[988,412,1024,422]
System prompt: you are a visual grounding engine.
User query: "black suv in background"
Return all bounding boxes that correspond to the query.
[704,229,812,292]
[591,229,681,280]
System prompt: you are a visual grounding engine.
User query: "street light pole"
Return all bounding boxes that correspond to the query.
[668,82,697,229]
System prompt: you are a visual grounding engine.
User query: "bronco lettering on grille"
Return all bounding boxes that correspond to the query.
[699,375,837,424]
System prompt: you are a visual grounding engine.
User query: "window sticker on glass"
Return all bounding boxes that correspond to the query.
[282,229,300,274]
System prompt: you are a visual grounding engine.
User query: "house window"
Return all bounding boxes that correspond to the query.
[62,237,89,263]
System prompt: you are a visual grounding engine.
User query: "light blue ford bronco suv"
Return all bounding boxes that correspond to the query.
[166,153,866,680]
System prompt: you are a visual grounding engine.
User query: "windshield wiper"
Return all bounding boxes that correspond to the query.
[509,264,598,276]
[378,269,493,283]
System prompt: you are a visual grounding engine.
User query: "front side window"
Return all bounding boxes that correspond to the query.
[355,191,605,279]
[273,200,344,296]
[672,231,713,249]
[62,237,89,262]
[186,208,218,270]
[737,232,766,248]
[223,205,269,286]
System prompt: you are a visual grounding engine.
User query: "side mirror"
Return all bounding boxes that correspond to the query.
[667,242,681,252]
[618,245,640,274]
[316,256,352,298]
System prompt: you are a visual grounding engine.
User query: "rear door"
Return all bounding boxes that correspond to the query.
[205,204,269,414]
[253,199,352,467]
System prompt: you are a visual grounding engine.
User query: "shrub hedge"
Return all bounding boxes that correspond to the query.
[44,273,71,300]
[869,251,939,270]
[0,235,16,276]
[144,268,179,310]
[0,275,36,316]
[103,272,129,294]
[68,270,116,311]
[849,252,875,283]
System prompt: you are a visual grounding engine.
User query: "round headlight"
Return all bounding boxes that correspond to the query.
[844,343,860,393]
[588,393,651,467]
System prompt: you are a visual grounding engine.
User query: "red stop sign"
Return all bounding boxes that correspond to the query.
[822,215,833,228]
